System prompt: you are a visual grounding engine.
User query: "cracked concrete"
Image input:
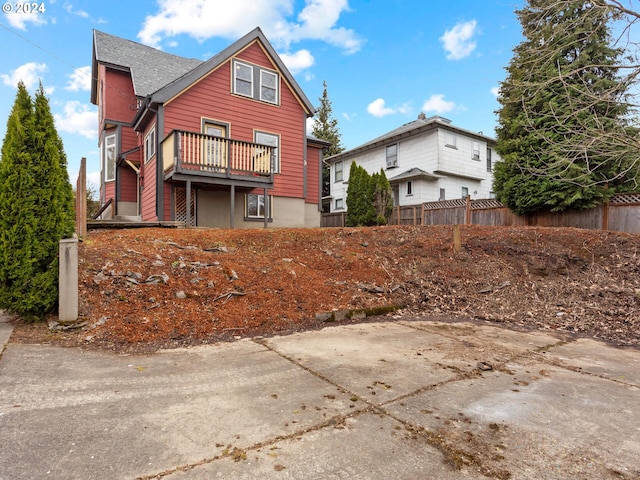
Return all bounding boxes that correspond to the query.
[1,317,639,479]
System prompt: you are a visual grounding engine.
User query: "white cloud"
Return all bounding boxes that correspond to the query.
[54,101,97,139]
[279,49,314,74]
[5,9,47,30]
[137,0,363,54]
[0,62,47,89]
[64,3,89,18]
[490,86,500,97]
[367,98,410,118]
[440,20,477,60]
[422,94,456,114]
[65,66,91,92]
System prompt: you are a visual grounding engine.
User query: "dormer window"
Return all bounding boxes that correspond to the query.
[233,59,279,105]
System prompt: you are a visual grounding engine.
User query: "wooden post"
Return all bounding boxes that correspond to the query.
[76,157,87,238]
[465,195,471,225]
[453,224,462,253]
[397,205,401,225]
[413,206,417,225]
[602,200,609,231]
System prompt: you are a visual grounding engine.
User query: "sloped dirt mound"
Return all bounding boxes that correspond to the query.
[10,225,640,352]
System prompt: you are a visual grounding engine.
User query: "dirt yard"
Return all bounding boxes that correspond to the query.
[9,225,640,352]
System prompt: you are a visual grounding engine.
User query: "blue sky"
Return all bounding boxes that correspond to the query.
[0,0,524,191]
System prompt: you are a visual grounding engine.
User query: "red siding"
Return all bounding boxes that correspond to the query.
[163,40,309,200]
[141,156,157,221]
[306,145,321,205]
[102,68,137,123]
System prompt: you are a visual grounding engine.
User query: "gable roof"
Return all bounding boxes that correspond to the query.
[91,30,203,104]
[149,27,314,116]
[92,27,315,118]
[388,167,443,183]
[325,114,496,163]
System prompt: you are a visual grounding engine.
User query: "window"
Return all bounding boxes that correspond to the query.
[461,186,469,198]
[335,161,343,182]
[335,198,344,210]
[445,132,457,148]
[486,147,493,172]
[104,133,116,182]
[254,131,280,173]
[234,61,253,97]
[144,128,156,163]
[439,188,445,201]
[233,59,279,105]
[260,70,278,103]
[406,181,413,196]
[246,193,272,219]
[473,141,480,160]
[386,144,398,168]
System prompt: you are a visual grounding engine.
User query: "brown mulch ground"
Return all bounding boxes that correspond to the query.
[9,225,640,353]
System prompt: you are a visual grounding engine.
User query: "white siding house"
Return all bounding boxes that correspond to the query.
[326,114,500,213]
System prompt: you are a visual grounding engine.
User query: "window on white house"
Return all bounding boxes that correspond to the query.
[246,193,272,219]
[445,131,457,148]
[386,144,398,168]
[407,181,413,195]
[104,133,116,182]
[439,188,446,201]
[233,61,253,97]
[335,198,344,210]
[461,186,469,198]
[486,147,493,172]
[145,128,156,163]
[254,131,279,173]
[335,161,343,182]
[473,141,480,160]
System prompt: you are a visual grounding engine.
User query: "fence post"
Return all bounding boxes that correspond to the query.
[76,157,87,238]
[59,238,79,322]
[465,195,471,225]
[602,200,609,231]
[453,224,462,253]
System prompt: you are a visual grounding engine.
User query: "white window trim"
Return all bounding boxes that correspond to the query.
[104,133,116,182]
[254,130,280,173]
[445,132,457,149]
[233,60,254,98]
[145,127,156,163]
[386,143,398,168]
[335,161,343,182]
[260,70,278,104]
[472,141,480,160]
[245,193,273,219]
[335,198,344,210]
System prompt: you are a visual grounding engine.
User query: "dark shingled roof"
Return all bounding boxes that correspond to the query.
[92,30,203,98]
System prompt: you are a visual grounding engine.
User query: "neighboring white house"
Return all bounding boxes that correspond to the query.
[325,114,501,212]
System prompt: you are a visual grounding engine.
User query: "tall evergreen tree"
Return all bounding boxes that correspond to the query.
[312,81,344,157]
[312,81,344,207]
[0,82,74,320]
[494,0,636,214]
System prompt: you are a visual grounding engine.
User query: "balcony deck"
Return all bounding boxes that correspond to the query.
[162,130,275,188]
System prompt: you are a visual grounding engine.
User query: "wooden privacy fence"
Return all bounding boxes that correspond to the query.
[421,193,640,233]
[321,192,640,233]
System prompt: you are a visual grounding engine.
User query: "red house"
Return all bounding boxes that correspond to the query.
[91,28,327,228]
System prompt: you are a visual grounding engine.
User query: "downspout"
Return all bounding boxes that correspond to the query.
[302,112,308,200]
[155,104,164,221]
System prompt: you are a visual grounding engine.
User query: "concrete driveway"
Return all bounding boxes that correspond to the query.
[1,314,639,479]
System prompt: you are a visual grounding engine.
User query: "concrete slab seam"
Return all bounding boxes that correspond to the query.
[135,408,376,480]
